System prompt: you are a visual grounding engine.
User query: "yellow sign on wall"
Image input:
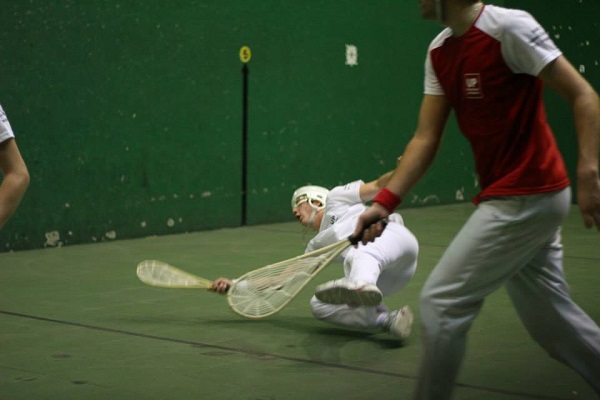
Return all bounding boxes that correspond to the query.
[239,46,251,63]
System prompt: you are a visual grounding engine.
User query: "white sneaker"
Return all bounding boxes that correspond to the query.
[384,306,413,340]
[315,278,383,306]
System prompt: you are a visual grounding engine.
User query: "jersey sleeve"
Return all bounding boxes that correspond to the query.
[424,32,448,96]
[327,180,364,207]
[0,105,15,143]
[500,10,562,76]
[424,51,445,95]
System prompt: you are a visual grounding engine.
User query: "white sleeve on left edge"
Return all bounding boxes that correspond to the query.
[0,105,15,143]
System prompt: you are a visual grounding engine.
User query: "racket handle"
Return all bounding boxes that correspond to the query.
[348,218,388,245]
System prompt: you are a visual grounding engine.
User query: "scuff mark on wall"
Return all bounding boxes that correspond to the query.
[456,187,465,201]
[44,231,62,247]
[409,194,441,205]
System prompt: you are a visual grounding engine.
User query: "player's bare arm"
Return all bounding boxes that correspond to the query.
[386,94,451,196]
[360,170,395,202]
[0,139,30,229]
[358,156,405,203]
[353,94,451,244]
[540,55,600,230]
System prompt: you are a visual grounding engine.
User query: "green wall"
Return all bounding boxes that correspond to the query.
[1,1,597,251]
[509,0,600,199]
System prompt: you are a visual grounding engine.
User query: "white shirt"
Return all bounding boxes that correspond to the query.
[0,105,15,143]
[306,180,367,253]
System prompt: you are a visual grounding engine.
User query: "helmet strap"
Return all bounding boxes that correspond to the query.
[300,208,320,241]
[307,208,318,227]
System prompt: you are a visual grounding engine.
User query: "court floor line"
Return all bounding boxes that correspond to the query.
[1,309,571,400]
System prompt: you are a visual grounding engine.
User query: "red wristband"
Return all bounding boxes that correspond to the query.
[373,188,402,213]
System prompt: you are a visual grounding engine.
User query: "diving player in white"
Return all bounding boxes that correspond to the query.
[212,167,418,340]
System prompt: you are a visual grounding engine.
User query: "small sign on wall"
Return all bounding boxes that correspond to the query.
[345,44,358,67]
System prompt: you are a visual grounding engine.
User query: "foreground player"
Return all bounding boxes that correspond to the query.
[0,104,29,230]
[212,168,419,341]
[353,0,600,398]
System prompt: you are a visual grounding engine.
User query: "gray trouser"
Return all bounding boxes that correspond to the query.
[415,188,600,399]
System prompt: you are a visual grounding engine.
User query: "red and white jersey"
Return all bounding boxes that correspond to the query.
[425,4,570,204]
[0,105,15,143]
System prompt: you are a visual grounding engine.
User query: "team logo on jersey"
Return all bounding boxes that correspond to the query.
[329,215,338,225]
[529,26,550,48]
[464,73,483,99]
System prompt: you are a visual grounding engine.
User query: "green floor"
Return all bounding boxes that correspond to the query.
[1,204,598,400]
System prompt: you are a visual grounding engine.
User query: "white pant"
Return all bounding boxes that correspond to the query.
[415,188,600,399]
[309,218,418,330]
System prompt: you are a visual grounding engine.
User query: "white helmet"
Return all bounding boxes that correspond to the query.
[291,185,329,211]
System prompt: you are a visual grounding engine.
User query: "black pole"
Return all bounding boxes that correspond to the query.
[241,63,249,226]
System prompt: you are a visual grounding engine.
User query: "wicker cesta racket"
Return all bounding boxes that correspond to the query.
[136,260,213,289]
[136,235,365,319]
[227,236,359,319]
